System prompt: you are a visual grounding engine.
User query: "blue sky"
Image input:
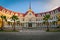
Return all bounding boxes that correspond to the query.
[0,0,60,13]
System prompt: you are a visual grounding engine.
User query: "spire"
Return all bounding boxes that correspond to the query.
[28,0,32,12]
[29,0,31,9]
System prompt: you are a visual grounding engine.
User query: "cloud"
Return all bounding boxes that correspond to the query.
[32,0,60,12]
[46,0,60,10]
[1,0,60,13]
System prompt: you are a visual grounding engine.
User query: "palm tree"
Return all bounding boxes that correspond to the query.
[43,14,50,31]
[56,16,60,28]
[17,21,20,26]
[0,15,7,30]
[11,15,19,31]
[57,16,60,21]
[52,21,57,26]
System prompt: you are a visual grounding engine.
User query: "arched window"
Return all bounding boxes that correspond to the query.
[29,13,31,15]
[23,18,24,21]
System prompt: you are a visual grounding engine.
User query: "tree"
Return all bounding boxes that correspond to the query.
[17,21,20,26]
[52,21,57,25]
[56,16,60,28]
[0,15,7,30]
[11,15,19,31]
[43,14,50,31]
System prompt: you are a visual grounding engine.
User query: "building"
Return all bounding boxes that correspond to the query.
[0,5,60,28]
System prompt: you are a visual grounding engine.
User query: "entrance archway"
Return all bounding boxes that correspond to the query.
[28,23,32,27]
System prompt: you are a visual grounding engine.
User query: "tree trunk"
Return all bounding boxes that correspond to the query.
[46,22,49,31]
[13,20,15,31]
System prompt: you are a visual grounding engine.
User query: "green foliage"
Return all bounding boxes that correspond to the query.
[56,26,60,28]
[11,15,19,31]
[0,30,19,32]
[46,30,60,32]
[56,16,60,21]
[0,15,7,21]
[43,21,46,24]
[43,14,50,31]
[11,15,19,21]
[52,21,57,25]
[43,14,50,21]
[0,15,7,30]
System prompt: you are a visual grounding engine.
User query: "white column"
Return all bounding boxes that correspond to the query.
[27,23,28,27]
[34,23,35,27]
[24,23,26,27]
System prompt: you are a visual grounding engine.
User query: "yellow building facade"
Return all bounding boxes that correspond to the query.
[0,6,60,27]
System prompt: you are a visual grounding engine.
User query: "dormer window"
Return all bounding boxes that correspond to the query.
[29,13,31,15]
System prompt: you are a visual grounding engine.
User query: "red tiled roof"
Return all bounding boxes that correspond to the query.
[0,6,22,16]
[39,7,60,14]
[0,6,3,11]
[35,14,38,17]
[23,10,35,17]
[57,7,60,11]
[0,6,60,17]
[23,7,60,17]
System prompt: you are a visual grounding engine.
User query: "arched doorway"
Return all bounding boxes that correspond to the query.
[28,23,32,27]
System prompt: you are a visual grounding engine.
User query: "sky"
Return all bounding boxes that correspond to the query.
[0,0,60,13]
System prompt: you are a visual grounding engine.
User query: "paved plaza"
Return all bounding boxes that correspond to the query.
[0,30,60,40]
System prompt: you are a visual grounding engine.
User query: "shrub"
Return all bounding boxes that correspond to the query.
[56,26,60,28]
